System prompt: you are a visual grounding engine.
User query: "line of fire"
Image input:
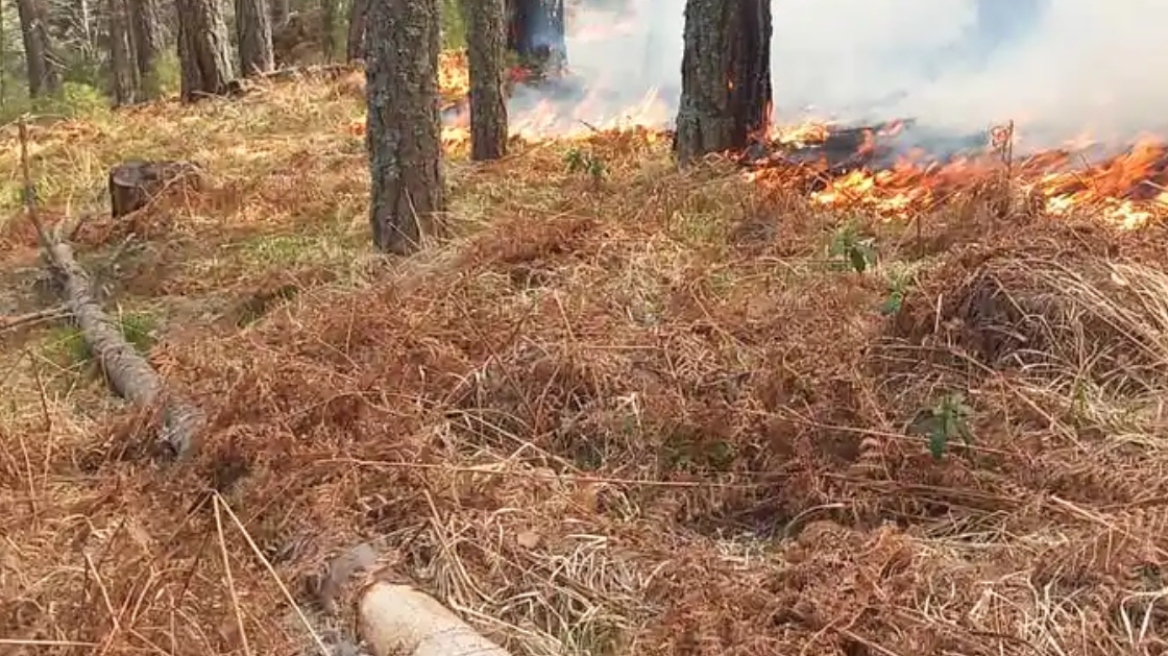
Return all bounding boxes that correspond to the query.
[441,0,1168,230]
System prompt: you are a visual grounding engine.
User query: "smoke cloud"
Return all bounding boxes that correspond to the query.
[557,0,1167,152]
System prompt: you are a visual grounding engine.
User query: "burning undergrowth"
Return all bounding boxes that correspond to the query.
[10,67,1168,656]
[149,179,1168,655]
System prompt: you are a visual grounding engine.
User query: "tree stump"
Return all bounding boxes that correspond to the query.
[108,160,202,218]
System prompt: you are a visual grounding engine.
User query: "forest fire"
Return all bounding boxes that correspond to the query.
[424,37,1168,230]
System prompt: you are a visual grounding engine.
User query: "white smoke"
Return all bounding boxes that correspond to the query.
[558,0,1168,151]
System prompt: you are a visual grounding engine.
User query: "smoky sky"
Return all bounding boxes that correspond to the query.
[557,0,1164,151]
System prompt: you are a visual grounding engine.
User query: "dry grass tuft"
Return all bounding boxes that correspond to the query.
[5,72,1168,656]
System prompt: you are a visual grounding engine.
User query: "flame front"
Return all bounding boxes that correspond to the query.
[349,52,1168,230]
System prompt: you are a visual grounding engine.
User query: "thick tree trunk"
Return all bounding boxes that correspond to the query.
[15,0,60,97]
[673,0,772,167]
[463,0,508,161]
[505,0,565,78]
[128,0,164,98]
[236,0,274,76]
[365,0,445,254]
[345,0,368,62]
[175,0,235,101]
[109,0,137,105]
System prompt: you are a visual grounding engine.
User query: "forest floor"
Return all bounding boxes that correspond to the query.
[4,66,1168,656]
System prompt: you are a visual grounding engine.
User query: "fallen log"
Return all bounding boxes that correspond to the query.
[20,122,204,460]
[359,582,512,656]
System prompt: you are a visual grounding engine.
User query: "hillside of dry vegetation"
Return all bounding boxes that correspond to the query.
[4,69,1168,656]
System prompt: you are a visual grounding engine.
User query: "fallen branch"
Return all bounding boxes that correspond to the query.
[18,119,204,460]
[359,582,512,656]
[0,306,69,331]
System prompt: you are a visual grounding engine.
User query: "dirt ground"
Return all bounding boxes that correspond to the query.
[3,72,1168,656]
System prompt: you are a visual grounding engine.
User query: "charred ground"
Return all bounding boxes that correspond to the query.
[3,68,1168,656]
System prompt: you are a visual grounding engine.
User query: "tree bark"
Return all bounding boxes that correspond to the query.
[673,0,772,167]
[505,0,565,78]
[236,0,274,76]
[345,0,368,62]
[463,0,508,161]
[109,0,137,105]
[321,0,340,60]
[15,0,60,97]
[175,0,235,101]
[365,0,445,254]
[128,0,164,99]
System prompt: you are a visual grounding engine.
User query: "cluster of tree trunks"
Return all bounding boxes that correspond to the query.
[361,0,777,252]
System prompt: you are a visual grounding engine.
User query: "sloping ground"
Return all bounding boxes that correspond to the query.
[4,74,1168,656]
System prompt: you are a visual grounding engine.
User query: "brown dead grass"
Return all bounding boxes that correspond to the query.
[5,72,1168,656]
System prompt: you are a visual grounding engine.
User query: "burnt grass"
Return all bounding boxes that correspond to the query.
[5,75,1168,656]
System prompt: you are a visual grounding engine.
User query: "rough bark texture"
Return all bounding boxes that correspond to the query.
[176,0,235,101]
[345,0,368,62]
[15,0,60,97]
[463,0,508,161]
[236,0,274,76]
[505,0,565,77]
[109,0,137,105]
[365,0,445,254]
[673,0,772,167]
[109,160,202,218]
[128,0,164,98]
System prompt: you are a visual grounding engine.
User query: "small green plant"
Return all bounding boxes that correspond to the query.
[828,222,877,273]
[45,311,158,367]
[879,263,916,315]
[911,392,974,460]
[564,147,607,186]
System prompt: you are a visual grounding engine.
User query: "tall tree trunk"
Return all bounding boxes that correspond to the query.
[128,0,164,99]
[505,0,565,79]
[175,0,234,101]
[673,0,772,167]
[269,0,289,28]
[321,0,339,60]
[109,0,137,104]
[236,0,274,75]
[463,0,507,161]
[345,0,368,62]
[365,0,445,254]
[15,0,60,97]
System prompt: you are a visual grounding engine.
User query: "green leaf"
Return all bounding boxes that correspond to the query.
[927,423,948,460]
[879,292,903,316]
[849,245,869,273]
